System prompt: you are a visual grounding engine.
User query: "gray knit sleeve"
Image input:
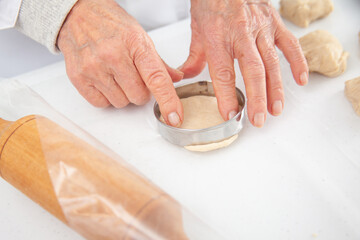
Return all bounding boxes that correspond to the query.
[15,0,79,54]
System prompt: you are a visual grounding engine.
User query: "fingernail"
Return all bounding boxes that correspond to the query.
[177,64,184,70]
[300,72,308,85]
[168,112,180,127]
[228,110,238,120]
[175,69,184,79]
[254,113,265,128]
[176,69,184,76]
[272,100,283,116]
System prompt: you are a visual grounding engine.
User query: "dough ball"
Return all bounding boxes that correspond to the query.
[345,77,360,116]
[280,0,334,28]
[299,30,348,77]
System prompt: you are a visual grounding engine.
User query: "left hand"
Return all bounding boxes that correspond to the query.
[57,0,185,127]
[179,0,308,128]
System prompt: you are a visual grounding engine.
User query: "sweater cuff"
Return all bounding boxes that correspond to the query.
[15,0,79,54]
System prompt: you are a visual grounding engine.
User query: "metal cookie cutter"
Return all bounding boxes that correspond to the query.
[154,81,246,147]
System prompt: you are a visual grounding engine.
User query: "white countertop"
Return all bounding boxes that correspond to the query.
[1,0,360,239]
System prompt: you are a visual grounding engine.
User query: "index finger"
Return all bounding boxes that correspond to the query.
[205,42,239,121]
[132,37,183,127]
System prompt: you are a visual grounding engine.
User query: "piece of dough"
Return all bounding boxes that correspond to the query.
[345,77,360,116]
[180,95,224,129]
[160,95,238,151]
[299,30,348,77]
[185,134,238,152]
[280,0,334,28]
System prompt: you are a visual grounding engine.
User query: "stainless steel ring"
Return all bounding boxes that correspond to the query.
[154,81,246,147]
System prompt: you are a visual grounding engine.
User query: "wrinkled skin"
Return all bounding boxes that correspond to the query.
[58,0,184,127]
[179,0,309,127]
[58,0,308,128]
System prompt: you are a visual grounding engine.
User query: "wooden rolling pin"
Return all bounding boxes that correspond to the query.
[0,115,188,240]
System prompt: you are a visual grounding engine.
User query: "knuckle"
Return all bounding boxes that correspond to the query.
[246,58,264,70]
[146,71,177,107]
[217,91,238,107]
[214,68,235,84]
[147,70,168,88]
[291,53,307,65]
[244,60,265,79]
[248,95,267,106]
[159,93,175,108]
[269,86,284,96]
[154,87,176,108]
[127,31,152,58]
[233,17,249,29]
[113,99,130,108]
[100,77,115,92]
[287,35,300,47]
[250,78,266,92]
[83,87,110,108]
[89,96,110,108]
[127,30,146,47]
[131,91,151,106]
[247,73,265,85]
[105,88,130,108]
[263,48,280,65]
[189,48,201,60]
[268,73,283,87]
[283,35,302,53]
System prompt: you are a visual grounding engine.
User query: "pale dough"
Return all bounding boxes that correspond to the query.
[185,134,238,152]
[299,30,348,77]
[345,77,360,116]
[180,95,224,129]
[161,96,238,152]
[280,0,334,28]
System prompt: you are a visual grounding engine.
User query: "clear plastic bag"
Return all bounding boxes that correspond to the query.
[0,79,226,240]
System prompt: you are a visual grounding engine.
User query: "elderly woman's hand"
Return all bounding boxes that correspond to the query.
[57,0,184,127]
[180,0,309,127]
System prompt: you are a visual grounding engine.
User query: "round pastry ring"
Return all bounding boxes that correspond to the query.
[153,81,246,147]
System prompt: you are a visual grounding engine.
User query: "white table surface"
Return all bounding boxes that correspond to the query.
[1,0,360,239]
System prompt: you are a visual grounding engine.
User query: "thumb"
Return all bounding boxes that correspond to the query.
[178,34,206,78]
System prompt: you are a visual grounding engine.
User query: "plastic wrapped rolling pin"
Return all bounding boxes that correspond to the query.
[0,80,225,240]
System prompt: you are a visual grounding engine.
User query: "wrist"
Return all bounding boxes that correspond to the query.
[56,0,86,51]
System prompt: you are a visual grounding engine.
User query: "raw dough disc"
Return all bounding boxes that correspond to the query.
[185,134,238,152]
[299,30,348,77]
[280,0,334,28]
[345,77,360,116]
[180,95,224,129]
[160,95,239,151]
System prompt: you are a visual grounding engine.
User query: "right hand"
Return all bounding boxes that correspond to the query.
[57,0,184,127]
[179,0,308,128]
